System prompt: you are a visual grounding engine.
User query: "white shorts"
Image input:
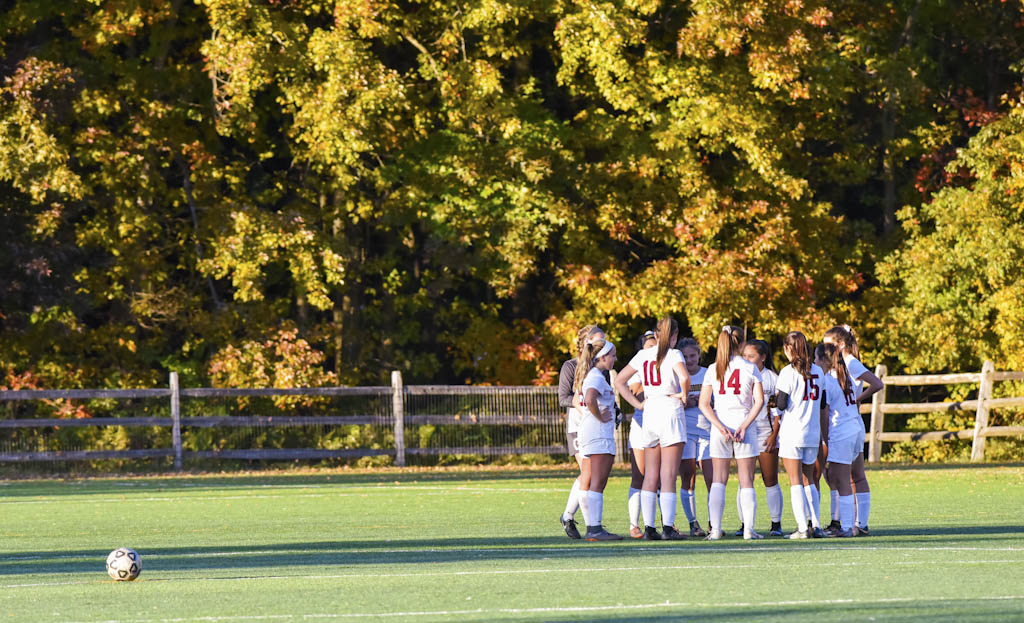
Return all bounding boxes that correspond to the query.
[709,425,758,460]
[779,443,818,464]
[580,437,616,457]
[826,435,861,465]
[682,433,711,461]
[628,419,645,451]
[640,408,687,448]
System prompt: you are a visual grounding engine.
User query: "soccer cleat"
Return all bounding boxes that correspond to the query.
[560,515,581,540]
[811,527,828,538]
[661,525,687,540]
[642,526,663,540]
[769,521,783,537]
[743,529,764,540]
[689,520,708,538]
[835,528,856,538]
[629,525,643,539]
[786,530,809,540]
[823,525,841,537]
[854,525,871,537]
[705,529,724,541]
[585,526,624,541]
[734,524,745,537]
[827,519,842,532]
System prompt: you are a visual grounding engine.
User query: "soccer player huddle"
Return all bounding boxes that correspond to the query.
[557,319,883,543]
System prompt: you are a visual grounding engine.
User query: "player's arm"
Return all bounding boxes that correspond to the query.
[585,388,612,422]
[855,369,884,403]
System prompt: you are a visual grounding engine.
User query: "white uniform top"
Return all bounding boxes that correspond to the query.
[843,354,869,438]
[627,346,685,413]
[702,355,764,428]
[579,367,616,442]
[755,368,779,427]
[686,366,709,435]
[776,363,826,447]
[822,370,861,443]
[627,371,644,428]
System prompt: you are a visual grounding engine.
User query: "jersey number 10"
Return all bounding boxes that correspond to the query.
[643,360,662,386]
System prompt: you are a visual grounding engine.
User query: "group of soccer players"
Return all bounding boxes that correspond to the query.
[557,319,883,542]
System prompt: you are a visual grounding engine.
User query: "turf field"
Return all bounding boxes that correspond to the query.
[2,465,1023,623]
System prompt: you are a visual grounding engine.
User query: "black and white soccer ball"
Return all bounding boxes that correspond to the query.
[105,547,141,581]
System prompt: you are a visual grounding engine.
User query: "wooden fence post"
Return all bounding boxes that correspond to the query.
[971,360,995,462]
[392,371,406,467]
[868,364,887,463]
[170,372,182,472]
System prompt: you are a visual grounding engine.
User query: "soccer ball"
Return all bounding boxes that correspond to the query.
[105,548,141,581]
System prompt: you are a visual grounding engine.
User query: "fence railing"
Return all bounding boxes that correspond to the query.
[861,360,1024,462]
[0,372,567,469]
[3,362,1022,468]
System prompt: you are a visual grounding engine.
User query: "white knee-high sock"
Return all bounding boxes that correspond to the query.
[803,485,821,528]
[640,490,658,530]
[680,489,696,523]
[790,485,808,531]
[766,484,783,522]
[735,488,744,526]
[708,483,726,532]
[855,492,871,528]
[587,491,604,527]
[839,494,855,531]
[628,487,641,528]
[739,488,756,535]
[660,491,678,528]
[577,489,591,527]
[831,489,840,521]
[562,478,581,521]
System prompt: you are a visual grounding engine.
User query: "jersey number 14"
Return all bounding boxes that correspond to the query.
[718,369,741,395]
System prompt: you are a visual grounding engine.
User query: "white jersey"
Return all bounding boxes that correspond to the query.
[755,368,779,427]
[627,346,686,412]
[686,366,709,435]
[843,354,870,439]
[578,367,616,442]
[627,371,644,428]
[822,371,861,443]
[702,355,764,428]
[776,363,825,447]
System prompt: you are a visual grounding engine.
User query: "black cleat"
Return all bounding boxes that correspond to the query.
[734,524,745,537]
[661,525,687,540]
[585,526,624,541]
[689,520,708,538]
[560,515,581,540]
[811,527,828,538]
[769,521,783,537]
[642,526,663,540]
[854,525,871,537]
[827,519,842,532]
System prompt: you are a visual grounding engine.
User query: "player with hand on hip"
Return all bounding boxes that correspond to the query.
[677,337,711,538]
[614,316,691,541]
[815,342,861,538]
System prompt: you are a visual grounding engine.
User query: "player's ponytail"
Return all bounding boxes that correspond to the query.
[784,331,812,378]
[715,325,745,379]
[655,316,678,366]
[572,337,605,393]
[816,342,852,396]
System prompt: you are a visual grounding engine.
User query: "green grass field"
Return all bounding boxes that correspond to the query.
[2,464,1023,623]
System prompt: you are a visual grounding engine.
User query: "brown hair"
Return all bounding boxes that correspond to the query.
[655,316,679,366]
[824,325,860,359]
[784,331,813,378]
[716,325,745,379]
[815,342,852,397]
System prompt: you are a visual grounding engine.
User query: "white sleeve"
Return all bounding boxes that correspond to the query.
[846,356,869,379]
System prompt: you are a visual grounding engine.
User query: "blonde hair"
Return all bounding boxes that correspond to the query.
[655,316,678,366]
[573,337,607,393]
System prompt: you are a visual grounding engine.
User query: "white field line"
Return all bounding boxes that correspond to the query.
[0,485,568,505]
[4,543,1024,564]
[48,595,1024,623]
[4,558,1023,589]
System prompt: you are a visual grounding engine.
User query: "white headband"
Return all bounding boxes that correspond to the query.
[594,340,615,360]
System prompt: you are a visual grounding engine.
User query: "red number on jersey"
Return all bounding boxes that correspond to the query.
[843,386,856,407]
[643,360,662,386]
[802,375,820,401]
[718,369,741,395]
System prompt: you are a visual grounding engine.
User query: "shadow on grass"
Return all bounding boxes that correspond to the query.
[3,524,1023,577]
